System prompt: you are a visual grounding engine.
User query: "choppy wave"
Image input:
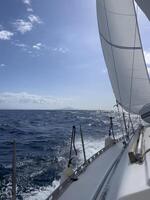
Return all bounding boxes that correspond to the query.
[0,110,138,199]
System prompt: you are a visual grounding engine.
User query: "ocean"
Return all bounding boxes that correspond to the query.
[0,110,134,200]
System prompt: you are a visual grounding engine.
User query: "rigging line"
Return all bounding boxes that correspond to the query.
[69,126,77,164]
[72,126,77,156]
[122,112,128,137]
[80,125,86,163]
[120,107,128,140]
[69,127,74,162]
[114,101,124,140]
[129,114,135,134]
[127,112,131,134]
[128,1,139,121]
[102,0,122,105]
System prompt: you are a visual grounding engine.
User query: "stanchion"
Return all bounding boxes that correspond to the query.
[80,125,86,163]
[12,140,16,200]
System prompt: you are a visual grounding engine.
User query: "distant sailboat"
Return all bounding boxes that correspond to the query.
[46,1,150,200]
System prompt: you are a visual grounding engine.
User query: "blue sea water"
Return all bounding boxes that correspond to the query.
[0,110,129,199]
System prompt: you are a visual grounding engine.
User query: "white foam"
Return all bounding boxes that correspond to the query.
[75,137,105,162]
[23,137,105,199]
[23,134,124,199]
[23,180,60,200]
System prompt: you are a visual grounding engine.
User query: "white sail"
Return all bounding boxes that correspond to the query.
[96,0,150,115]
[136,0,150,21]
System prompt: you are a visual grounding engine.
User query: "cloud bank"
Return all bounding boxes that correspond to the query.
[0,92,73,109]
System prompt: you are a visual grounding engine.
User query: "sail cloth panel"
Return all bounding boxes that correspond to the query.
[96,0,150,114]
[136,0,150,21]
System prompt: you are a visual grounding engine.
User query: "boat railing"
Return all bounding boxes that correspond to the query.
[46,125,144,200]
[7,126,142,200]
[45,136,124,200]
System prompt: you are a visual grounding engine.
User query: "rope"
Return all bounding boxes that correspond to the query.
[142,149,150,161]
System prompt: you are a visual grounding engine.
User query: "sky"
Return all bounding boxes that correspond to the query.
[0,0,150,110]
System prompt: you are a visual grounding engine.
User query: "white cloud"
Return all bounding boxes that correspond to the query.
[33,45,40,50]
[14,15,42,34]
[32,44,69,54]
[144,51,150,65]
[33,43,43,50]
[0,30,14,40]
[28,15,42,24]
[22,0,31,6]
[53,47,69,54]
[0,64,6,67]
[12,42,28,51]
[14,43,27,48]
[13,19,33,34]
[22,0,33,12]
[0,92,73,109]
[27,7,33,12]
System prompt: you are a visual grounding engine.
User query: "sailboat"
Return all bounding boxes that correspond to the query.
[45,0,150,199]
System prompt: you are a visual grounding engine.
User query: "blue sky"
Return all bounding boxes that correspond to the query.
[0,0,150,110]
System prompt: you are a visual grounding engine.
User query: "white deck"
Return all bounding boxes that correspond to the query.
[106,126,150,200]
[56,126,150,200]
[58,142,123,200]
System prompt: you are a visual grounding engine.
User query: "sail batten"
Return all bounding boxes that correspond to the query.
[97,0,150,115]
[100,32,141,50]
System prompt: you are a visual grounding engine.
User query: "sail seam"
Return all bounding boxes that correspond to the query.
[100,32,141,50]
[128,0,138,116]
[99,0,134,16]
[103,0,122,105]
[107,9,134,17]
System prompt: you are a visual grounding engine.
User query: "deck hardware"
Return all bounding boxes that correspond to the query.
[136,128,144,163]
[128,125,144,163]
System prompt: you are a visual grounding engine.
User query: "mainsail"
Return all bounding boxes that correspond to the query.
[96,0,150,115]
[135,0,150,21]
